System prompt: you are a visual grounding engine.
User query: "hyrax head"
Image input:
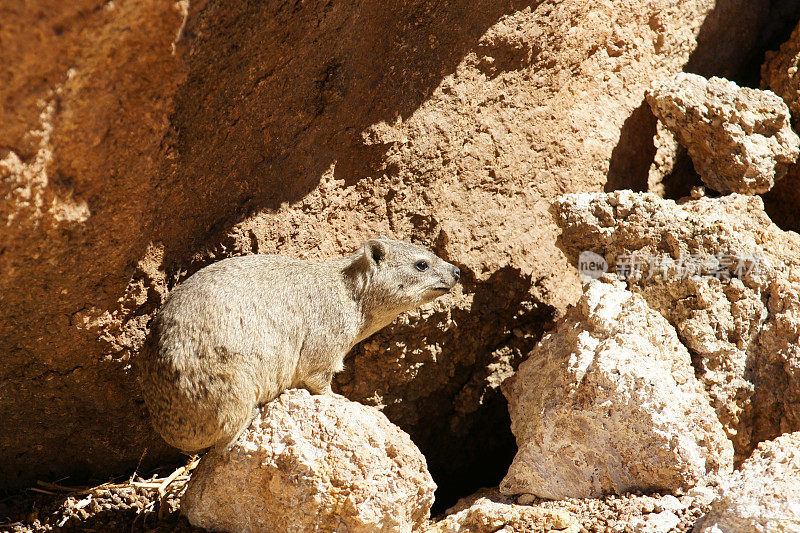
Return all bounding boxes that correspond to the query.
[351,236,460,318]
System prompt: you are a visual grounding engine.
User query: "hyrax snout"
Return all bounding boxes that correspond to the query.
[138,237,459,452]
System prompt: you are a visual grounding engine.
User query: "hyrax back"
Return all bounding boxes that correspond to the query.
[139,238,460,452]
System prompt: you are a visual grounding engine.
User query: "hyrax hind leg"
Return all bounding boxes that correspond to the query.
[303,370,345,399]
[212,401,261,452]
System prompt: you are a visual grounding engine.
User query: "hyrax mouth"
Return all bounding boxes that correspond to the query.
[429,282,456,293]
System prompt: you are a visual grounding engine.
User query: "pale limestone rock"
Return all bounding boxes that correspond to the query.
[687,485,720,508]
[444,487,516,514]
[646,73,799,194]
[694,432,800,533]
[499,279,732,499]
[552,191,800,461]
[181,389,435,533]
[426,495,578,533]
[632,511,681,533]
[654,495,684,513]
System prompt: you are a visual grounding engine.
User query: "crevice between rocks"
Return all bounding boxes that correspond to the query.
[335,266,557,513]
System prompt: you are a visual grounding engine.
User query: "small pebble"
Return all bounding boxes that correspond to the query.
[517,493,536,505]
[686,485,718,506]
[632,510,680,533]
[653,494,683,513]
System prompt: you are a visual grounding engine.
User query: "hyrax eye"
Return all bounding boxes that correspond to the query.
[415,260,429,272]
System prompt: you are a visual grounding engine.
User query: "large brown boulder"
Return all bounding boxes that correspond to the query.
[0,0,775,492]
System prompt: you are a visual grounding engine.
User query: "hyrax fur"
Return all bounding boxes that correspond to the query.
[139,237,461,452]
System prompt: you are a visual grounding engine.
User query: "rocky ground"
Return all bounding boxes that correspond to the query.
[6,2,800,533]
[0,472,713,533]
[0,461,201,532]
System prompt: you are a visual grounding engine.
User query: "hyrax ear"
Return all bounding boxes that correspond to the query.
[364,239,386,268]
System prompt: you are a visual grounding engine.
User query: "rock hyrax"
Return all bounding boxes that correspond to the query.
[139,237,460,452]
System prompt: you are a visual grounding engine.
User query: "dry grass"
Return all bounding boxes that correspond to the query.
[1,456,201,532]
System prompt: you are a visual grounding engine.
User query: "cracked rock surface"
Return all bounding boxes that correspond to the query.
[762,18,800,234]
[500,279,732,500]
[762,20,800,127]
[694,431,800,533]
[646,73,799,194]
[552,191,800,462]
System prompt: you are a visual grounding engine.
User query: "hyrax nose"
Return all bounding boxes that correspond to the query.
[452,266,461,281]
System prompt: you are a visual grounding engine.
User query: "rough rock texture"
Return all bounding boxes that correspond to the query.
[762,158,800,234]
[425,495,578,533]
[646,73,799,194]
[425,486,720,533]
[762,20,800,126]
[4,482,723,532]
[631,511,681,533]
[499,279,732,499]
[0,0,777,492]
[762,20,800,233]
[552,191,800,462]
[181,389,435,533]
[694,431,800,533]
